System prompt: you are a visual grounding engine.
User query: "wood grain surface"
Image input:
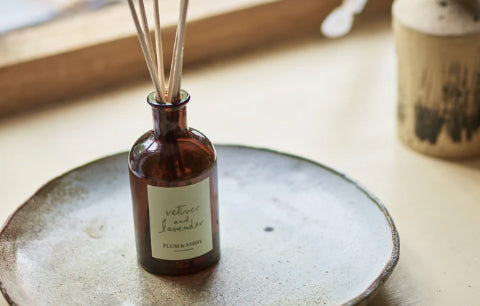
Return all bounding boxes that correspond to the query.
[0,0,391,117]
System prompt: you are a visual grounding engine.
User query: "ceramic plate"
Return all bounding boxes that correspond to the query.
[0,145,399,305]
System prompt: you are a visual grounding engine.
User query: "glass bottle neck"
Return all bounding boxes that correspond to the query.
[147,90,190,139]
[152,106,187,139]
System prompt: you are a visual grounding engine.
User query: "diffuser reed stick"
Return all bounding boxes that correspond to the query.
[153,0,166,102]
[167,0,189,103]
[128,0,189,103]
[138,0,156,68]
[127,0,163,101]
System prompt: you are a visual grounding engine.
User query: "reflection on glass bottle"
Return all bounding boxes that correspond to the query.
[128,90,220,275]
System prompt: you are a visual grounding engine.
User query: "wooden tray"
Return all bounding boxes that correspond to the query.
[0,145,399,305]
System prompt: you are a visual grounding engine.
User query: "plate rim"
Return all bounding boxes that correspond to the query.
[0,144,400,306]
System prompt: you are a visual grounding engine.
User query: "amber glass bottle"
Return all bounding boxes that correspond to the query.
[128,90,220,275]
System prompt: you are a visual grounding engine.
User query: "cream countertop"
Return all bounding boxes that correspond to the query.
[0,19,479,305]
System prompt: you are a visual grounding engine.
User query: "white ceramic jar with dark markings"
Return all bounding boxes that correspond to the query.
[393,0,480,158]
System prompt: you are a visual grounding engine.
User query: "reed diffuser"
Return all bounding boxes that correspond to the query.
[127,0,220,275]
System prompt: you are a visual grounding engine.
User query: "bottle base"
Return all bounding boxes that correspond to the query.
[137,253,220,276]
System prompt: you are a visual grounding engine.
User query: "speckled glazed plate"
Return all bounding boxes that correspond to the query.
[0,145,399,306]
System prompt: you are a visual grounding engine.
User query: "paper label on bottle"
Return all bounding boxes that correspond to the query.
[147,178,213,260]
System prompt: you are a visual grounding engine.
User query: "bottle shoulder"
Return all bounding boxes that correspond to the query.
[128,129,216,182]
[129,128,215,155]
